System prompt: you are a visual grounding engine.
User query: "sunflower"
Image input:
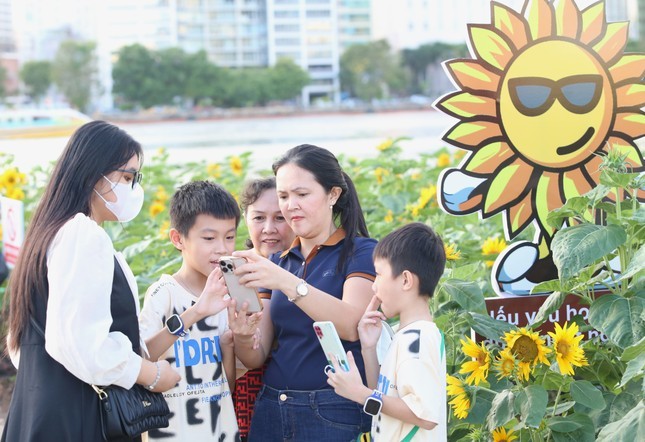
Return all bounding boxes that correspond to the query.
[155,186,169,202]
[548,322,588,376]
[482,237,507,267]
[459,336,491,385]
[384,210,393,223]
[444,243,462,261]
[447,375,471,419]
[494,347,516,380]
[435,0,644,254]
[230,156,244,177]
[376,138,393,152]
[492,427,518,442]
[374,167,390,184]
[437,153,451,168]
[159,220,170,238]
[504,328,551,380]
[149,202,165,217]
[6,187,25,201]
[1,168,19,189]
[207,163,221,178]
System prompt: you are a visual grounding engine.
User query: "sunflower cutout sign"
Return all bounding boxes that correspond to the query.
[435,0,644,296]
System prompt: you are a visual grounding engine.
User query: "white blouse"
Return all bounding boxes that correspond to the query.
[13,213,143,388]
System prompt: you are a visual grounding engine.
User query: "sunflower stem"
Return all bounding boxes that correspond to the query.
[545,385,563,442]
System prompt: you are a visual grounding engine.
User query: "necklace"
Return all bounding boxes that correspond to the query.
[173,274,201,297]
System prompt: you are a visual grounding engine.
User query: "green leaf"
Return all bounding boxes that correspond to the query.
[468,312,514,341]
[546,400,576,416]
[619,352,645,387]
[615,246,645,282]
[451,263,480,280]
[597,400,645,442]
[583,183,611,205]
[600,169,640,188]
[570,380,606,410]
[621,337,645,362]
[486,390,515,430]
[532,291,567,327]
[588,294,645,349]
[548,413,595,442]
[552,224,627,280]
[515,385,548,427]
[547,196,590,229]
[439,279,486,313]
[463,387,496,425]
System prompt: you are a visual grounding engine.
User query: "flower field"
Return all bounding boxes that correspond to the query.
[0,139,642,441]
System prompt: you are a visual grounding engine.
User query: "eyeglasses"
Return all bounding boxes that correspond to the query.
[115,168,143,189]
[508,74,603,117]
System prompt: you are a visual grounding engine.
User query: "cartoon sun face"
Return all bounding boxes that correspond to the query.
[436,0,644,240]
[500,40,614,169]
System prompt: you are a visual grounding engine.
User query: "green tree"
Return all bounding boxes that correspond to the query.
[402,42,466,94]
[185,51,228,106]
[156,47,193,106]
[268,58,309,102]
[222,69,271,107]
[112,44,161,109]
[340,40,407,101]
[20,61,51,103]
[52,40,99,112]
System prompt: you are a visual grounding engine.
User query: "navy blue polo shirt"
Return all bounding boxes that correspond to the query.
[263,229,377,390]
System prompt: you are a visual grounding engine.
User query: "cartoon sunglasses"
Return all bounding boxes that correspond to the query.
[508,74,604,117]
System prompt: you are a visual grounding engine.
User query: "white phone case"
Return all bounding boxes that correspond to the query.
[313,321,350,372]
[219,256,263,313]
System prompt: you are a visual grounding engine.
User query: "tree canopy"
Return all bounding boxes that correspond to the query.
[20,61,51,103]
[52,40,99,112]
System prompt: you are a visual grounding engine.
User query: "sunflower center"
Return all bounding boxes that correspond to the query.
[511,335,538,362]
[557,341,570,358]
[501,358,514,374]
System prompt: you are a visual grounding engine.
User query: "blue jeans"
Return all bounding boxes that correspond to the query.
[248,385,371,441]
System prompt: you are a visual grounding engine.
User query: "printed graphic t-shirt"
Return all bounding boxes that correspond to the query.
[139,274,238,441]
[372,320,446,442]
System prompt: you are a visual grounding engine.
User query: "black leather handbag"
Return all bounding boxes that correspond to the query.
[92,383,170,440]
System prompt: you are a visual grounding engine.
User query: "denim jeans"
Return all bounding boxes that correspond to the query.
[248,385,372,441]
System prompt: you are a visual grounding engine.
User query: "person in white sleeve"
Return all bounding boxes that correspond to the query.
[326,223,448,441]
[2,121,227,442]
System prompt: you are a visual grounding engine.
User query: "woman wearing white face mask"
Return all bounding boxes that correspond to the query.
[2,121,225,442]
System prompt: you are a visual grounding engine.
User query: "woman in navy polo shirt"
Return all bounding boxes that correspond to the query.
[230,144,376,441]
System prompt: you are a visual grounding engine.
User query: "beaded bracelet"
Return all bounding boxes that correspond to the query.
[147,361,161,391]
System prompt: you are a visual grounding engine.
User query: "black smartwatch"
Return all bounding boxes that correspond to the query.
[363,390,383,416]
[166,314,188,337]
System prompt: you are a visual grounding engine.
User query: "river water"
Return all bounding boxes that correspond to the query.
[0,109,455,172]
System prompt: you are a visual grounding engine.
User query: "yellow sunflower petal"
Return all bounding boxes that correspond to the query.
[506,191,534,238]
[609,54,645,85]
[593,22,629,65]
[524,0,555,41]
[493,1,529,50]
[535,172,564,234]
[615,83,645,110]
[464,141,515,175]
[580,1,606,45]
[484,159,533,215]
[445,60,501,93]
[606,136,645,168]
[613,112,645,139]
[436,91,498,119]
[555,0,581,38]
[445,120,503,149]
[468,25,515,71]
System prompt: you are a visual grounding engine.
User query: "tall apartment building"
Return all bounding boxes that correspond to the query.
[338,0,371,51]
[267,0,340,105]
[1,0,19,97]
[604,0,640,40]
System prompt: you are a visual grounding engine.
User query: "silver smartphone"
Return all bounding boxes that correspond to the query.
[219,256,263,313]
[313,321,350,372]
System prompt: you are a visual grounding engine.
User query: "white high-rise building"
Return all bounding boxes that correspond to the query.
[1,0,14,53]
[267,0,340,106]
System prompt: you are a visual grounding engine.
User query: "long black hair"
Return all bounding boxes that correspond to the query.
[272,144,369,270]
[6,120,143,352]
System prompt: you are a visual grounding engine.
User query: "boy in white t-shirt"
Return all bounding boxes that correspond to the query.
[139,181,240,440]
[327,222,447,441]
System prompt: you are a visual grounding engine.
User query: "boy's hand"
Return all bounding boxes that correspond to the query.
[194,267,230,318]
[227,299,263,348]
[358,295,386,350]
[326,351,371,404]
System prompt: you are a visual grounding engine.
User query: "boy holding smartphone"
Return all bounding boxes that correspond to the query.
[139,180,240,440]
[326,222,447,441]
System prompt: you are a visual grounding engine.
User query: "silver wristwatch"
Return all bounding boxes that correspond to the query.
[289,279,309,303]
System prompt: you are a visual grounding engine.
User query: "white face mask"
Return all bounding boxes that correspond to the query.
[95,175,144,222]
